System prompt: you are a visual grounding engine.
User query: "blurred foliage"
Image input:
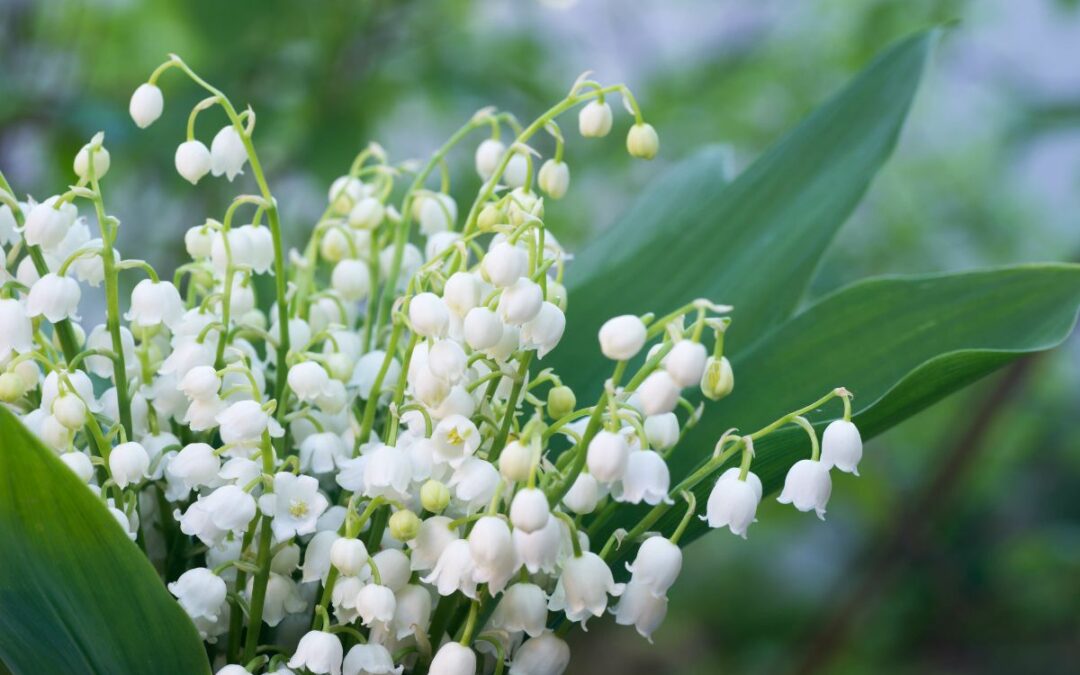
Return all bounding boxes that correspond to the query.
[1,0,1078,673]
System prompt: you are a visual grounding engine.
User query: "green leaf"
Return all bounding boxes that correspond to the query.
[0,407,211,675]
[552,30,937,394]
[652,265,1080,546]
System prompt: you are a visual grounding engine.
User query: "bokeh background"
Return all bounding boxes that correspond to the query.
[2,0,1079,673]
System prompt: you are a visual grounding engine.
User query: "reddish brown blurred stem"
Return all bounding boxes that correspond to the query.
[789,355,1038,675]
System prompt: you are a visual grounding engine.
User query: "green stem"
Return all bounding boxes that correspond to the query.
[487,352,533,463]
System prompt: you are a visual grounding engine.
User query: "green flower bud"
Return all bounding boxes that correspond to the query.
[0,372,25,403]
[389,509,421,541]
[421,479,451,514]
[478,203,502,232]
[547,385,576,420]
[701,356,734,401]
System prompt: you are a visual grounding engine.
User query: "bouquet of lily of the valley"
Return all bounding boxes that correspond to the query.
[2,31,1079,675]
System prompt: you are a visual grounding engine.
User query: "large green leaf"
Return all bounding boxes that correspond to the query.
[553,30,937,393]
[629,265,1080,546]
[0,407,211,675]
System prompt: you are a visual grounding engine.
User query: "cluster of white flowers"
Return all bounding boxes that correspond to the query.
[0,57,862,675]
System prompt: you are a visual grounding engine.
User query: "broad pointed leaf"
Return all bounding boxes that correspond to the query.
[0,407,211,675]
[553,30,937,394]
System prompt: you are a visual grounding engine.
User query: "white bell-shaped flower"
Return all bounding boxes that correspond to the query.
[615,449,671,505]
[288,630,344,675]
[538,159,570,200]
[463,306,503,350]
[482,241,527,288]
[644,413,679,451]
[126,279,183,330]
[514,515,563,574]
[578,100,613,138]
[418,193,457,235]
[586,430,629,483]
[110,441,149,489]
[510,488,551,533]
[330,538,369,577]
[428,642,476,675]
[51,393,87,430]
[520,301,565,358]
[300,432,348,476]
[302,531,341,584]
[356,583,396,628]
[548,551,625,626]
[434,414,481,467]
[179,365,220,401]
[498,278,543,325]
[821,419,863,475]
[598,315,646,361]
[259,472,329,540]
[169,442,221,492]
[251,571,307,627]
[408,516,458,572]
[26,273,80,322]
[469,516,518,594]
[0,298,33,357]
[562,471,600,515]
[390,583,432,640]
[491,582,548,637]
[625,535,681,596]
[129,83,164,128]
[343,643,403,675]
[329,175,366,214]
[626,122,660,160]
[508,633,571,675]
[503,152,529,188]
[288,361,332,403]
[175,140,212,185]
[705,467,762,538]
[777,459,832,519]
[371,549,411,592]
[428,339,467,383]
[610,580,667,641]
[23,197,76,251]
[362,444,412,501]
[168,568,227,622]
[216,399,284,445]
[60,451,94,483]
[409,292,449,338]
[348,197,385,230]
[421,538,478,599]
[178,485,256,546]
[209,125,247,181]
[448,457,500,512]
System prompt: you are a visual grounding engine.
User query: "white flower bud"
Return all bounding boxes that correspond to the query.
[442,272,481,316]
[168,568,227,622]
[562,471,600,515]
[538,159,570,199]
[129,83,164,128]
[175,140,211,185]
[777,459,832,519]
[499,440,533,483]
[701,356,734,400]
[110,441,150,489]
[644,413,679,451]
[40,414,73,450]
[179,365,220,401]
[288,361,331,403]
[409,292,449,338]
[664,340,707,387]
[419,193,457,235]
[463,307,503,350]
[216,399,283,445]
[578,100,613,138]
[209,125,248,181]
[60,451,94,483]
[74,145,110,180]
[475,138,506,179]
[821,420,863,475]
[52,393,87,430]
[503,152,529,188]
[319,227,350,263]
[126,279,184,330]
[26,273,81,322]
[428,339,467,383]
[288,630,343,675]
[598,315,646,361]
[331,259,371,302]
[429,642,476,675]
[498,277,544,326]
[348,197,385,229]
[481,241,527,288]
[626,122,660,159]
[184,226,214,259]
[586,430,629,483]
[0,372,25,403]
[637,370,680,416]
[705,467,762,538]
[329,176,365,214]
[510,488,551,533]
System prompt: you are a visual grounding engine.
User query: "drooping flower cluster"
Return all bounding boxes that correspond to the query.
[0,57,863,675]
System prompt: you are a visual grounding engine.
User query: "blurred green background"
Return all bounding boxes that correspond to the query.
[2,0,1079,673]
